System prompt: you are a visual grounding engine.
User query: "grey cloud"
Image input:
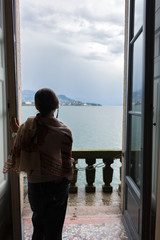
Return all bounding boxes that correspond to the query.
[82,26,124,45]
[20,3,58,31]
[20,0,124,56]
[109,46,123,55]
[74,6,124,26]
[108,40,124,55]
[20,0,124,105]
[54,25,124,55]
[21,1,124,33]
[105,13,124,26]
[83,53,107,61]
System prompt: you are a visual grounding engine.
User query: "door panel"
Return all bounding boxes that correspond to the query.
[123,0,155,239]
[124,1,143,236]
[129,115,141,188]
[0,0,12,239]
[3,0,22,239]
[153,0,160,237]
[152,80,160,210]
[127,188,140,232]
[0,0,8,192]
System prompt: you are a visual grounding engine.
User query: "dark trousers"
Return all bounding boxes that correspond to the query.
[28,179,69,240]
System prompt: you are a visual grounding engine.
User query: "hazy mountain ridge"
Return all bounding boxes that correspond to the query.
[22,90,101,106]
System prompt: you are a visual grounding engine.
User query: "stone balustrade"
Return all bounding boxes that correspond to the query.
[69,150,122,194]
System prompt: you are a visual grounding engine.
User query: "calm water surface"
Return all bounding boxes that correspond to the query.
[22,106,122,149]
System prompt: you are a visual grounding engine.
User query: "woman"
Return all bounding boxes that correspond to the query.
[3,88,74,240]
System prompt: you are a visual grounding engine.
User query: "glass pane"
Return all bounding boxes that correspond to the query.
[0,81,5,183]
[0,0,4,69]
[152,0,160,211]
[0,0,6,183]
[0,42,4,69]
[0,0,2,29]
[134,0,143,35]
[130,115,141,188]
[132,33,143,112]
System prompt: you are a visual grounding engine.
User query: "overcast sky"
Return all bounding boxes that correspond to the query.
[20,0,125,105]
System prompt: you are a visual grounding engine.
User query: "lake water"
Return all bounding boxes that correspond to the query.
[22,106,123,188]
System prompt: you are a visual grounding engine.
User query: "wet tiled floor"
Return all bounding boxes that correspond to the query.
[23,189,128,240]
[24,216,128,240]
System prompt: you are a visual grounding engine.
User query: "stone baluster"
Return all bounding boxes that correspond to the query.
[102,158,113,193]
[69,158,78,193]
[85,158,96,193]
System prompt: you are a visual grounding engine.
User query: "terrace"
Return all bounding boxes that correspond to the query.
[22,150,128,239]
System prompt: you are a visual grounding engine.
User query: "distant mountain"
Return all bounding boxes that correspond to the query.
[132,90,142,105]
[58,95,75,103]
[22,90,101,106]
[22,90,35,102]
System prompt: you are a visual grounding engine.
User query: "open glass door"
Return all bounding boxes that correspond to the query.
[0,1,11,237]
[0,1,14,238]
[123,0,155,239]
[0,0,22,239]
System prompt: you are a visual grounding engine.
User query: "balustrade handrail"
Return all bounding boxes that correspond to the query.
[70,149,122,194]
[72,149,122,159]
[23,150,122,200]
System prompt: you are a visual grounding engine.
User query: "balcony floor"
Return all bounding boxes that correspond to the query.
[23,189,128,239]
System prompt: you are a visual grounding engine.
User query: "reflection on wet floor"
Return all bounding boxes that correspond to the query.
[67,189,121,218]
[23,189,128,239]
[68,188,121,206]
